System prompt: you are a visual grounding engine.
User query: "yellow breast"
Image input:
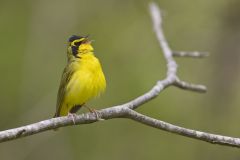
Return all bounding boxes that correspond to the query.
[61,53,106,115]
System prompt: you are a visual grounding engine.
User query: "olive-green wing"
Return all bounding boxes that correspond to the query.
[54,65,73,117]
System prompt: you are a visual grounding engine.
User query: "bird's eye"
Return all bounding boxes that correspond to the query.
[74,41,82,46]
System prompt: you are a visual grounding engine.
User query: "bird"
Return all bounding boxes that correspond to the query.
[54,35,106,119]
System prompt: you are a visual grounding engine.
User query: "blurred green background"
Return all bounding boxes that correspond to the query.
[0,0,240,159]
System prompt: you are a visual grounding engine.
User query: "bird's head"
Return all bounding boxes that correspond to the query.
[67,35,94,59]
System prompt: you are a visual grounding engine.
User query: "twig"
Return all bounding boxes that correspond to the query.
[174,78,207,93]
[173,51,209,58]
[0,2,239,148]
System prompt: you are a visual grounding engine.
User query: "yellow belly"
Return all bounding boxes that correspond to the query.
[60,54,106,116]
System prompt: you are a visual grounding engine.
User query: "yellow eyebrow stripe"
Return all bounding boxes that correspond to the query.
[71,38,85,46]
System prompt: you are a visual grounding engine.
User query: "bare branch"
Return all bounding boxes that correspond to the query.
[173,51,209,58]
[149,2,177,77]
[2,107,240,148]
[125,109,240,147]
[149,2,206,94]
[0,106,128,142]
[0,2,238,149]
[174,78,207,93]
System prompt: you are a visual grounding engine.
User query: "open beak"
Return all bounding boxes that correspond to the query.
[84,35,95,44]
[83,37,94,44]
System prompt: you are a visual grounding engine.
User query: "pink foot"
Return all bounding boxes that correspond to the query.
[68,113,77,124]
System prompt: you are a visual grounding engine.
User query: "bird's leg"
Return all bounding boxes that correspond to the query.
[67,113,77,125]
[83,105,104,121]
